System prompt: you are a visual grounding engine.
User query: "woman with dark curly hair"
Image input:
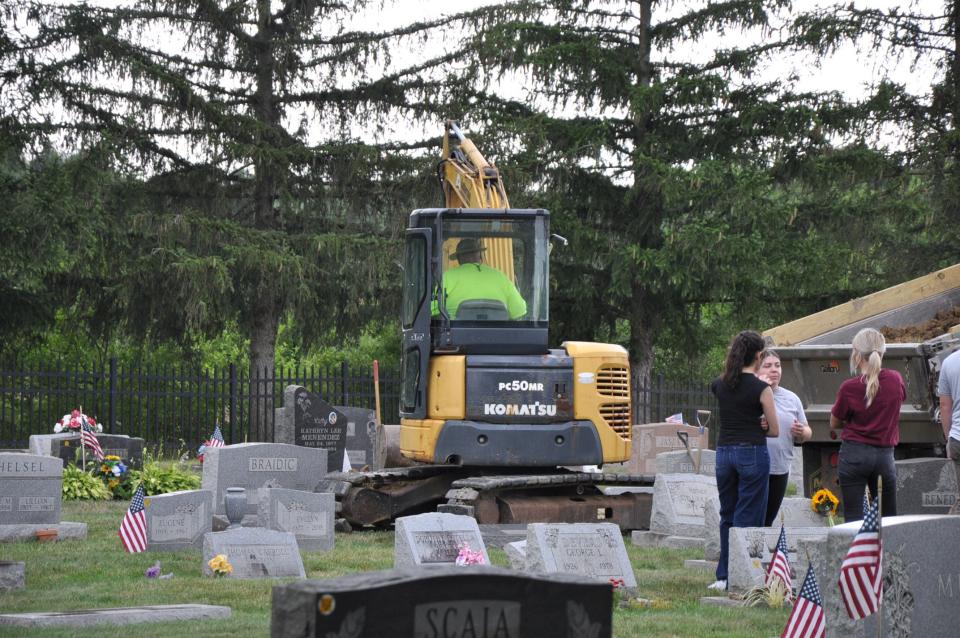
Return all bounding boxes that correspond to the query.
[708,330,780,592]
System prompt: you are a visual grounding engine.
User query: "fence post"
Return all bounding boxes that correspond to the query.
[108,357,117,434]
[341,361,348,405]
[229,363,238,444]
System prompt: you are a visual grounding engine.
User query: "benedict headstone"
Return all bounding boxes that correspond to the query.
[202,527,305,579]
[629,422,709,475]
[271,566,613,638]
[649,473,717,538]
[525,522,637,589]
[895,458,959,514]
[143,489,213,552]
[335,405,385,471]
[258,488,335,552]
[0,453,62,525]
[394,512,489,568]
[201,443,327,517]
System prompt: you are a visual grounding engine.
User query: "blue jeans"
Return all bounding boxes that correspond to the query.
[715,444,770,581]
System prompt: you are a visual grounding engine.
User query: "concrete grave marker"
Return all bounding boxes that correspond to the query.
[649,473,717,538]
[335,405,385,471]
[394,512,489,568]
[0,453,63,525]
[49,434,144,470]
[271,566,613,638]
[526,522,637,589]
[505,540,527,570]
[0,605,231,628]
[143,489,213,552]
[629,422,709,475]
[258,488,334,552]
[895,458,959,514]
[200,443,327,517]
[654,449,716,476]
[726,526,829,593]
[202,527,305,579]
[704,496,828,561]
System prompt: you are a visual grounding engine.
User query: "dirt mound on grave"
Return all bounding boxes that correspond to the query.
[881,305,960,343]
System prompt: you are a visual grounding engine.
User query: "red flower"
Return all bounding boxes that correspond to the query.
[71,409,80,418]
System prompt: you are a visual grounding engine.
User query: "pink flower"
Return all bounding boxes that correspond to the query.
[71,409,80,418]
[455,546,486,566]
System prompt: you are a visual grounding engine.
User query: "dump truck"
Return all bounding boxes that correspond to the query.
[763,265,960,498]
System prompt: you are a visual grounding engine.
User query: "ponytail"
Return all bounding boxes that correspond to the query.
[722,330,766,389]
[850,328,886,407]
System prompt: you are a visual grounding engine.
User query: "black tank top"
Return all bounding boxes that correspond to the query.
[711,373,768,446]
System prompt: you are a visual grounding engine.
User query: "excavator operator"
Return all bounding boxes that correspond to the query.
[433,238,527,320]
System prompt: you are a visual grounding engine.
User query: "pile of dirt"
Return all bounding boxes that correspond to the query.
[881,305,960,343]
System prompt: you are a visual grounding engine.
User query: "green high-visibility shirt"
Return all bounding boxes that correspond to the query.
[432,263,527,319]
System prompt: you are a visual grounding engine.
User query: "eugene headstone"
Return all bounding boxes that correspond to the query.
[525,522,637,589]
[0,453,62,525]
[143,489,213,551]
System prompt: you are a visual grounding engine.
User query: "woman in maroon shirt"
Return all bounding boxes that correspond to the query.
[830,328,906,521]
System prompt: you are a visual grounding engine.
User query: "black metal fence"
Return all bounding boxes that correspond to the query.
[0,360,715,450]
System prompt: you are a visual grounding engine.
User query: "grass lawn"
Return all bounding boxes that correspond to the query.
[0,500,791,637]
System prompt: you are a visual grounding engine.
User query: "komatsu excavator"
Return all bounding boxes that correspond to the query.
[322,122,654,529]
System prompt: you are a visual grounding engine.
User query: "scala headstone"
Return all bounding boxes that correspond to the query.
[271,566,613,638]
[649,473,717,538]
[895,457,959,514]
[202,527,305,579]
[726,526,829,593]
[654,449,716,476]
[629,422,709,475]
[525,522,637,589]
[258,488,335,552]
[201,443,328,517]
[0,453,62,525]
[143,489,213,552]
[335,405,385,471]
[394,512,489,568]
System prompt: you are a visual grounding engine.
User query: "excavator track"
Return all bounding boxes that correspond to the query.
[319,466,656,531]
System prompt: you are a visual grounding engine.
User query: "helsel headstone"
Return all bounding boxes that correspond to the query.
[0,453,62,525]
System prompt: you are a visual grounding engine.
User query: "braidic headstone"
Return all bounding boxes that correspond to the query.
[394,512,489,568]
[143,489,213,552]
[704,496,828,561]
[258,488,335,552]
[271,566,613,638]
[335,405,385,471]
[895,457,959,514]
[525,522,637,589]
[201,443,327,517]
[276,386,349,471]
[51,434,145,470]
[0,453,62,525]
[654,449,716,476]
[202,527,305,579]
[726,526,829,593]
[649,473,717,538]
[817,515,960,638]
[629,422,709,475]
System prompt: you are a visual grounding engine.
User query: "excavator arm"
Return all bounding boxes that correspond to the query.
[438,121,510,209]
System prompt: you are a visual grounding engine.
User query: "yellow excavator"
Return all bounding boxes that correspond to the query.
[324,122,652,529]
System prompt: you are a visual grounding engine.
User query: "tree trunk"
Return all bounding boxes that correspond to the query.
[249,292,280,441]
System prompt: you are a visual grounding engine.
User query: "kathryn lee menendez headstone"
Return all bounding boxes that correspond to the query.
[395,512,489,568]
[143,489,213,552]
[271,566,613,638]
[525,522,637,589]
[0,453,63,525]
[276,385,349,471]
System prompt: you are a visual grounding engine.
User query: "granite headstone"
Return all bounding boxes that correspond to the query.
[726,525,829,593]
[395,512,489,568]
[704,496,828,561]
[258,488,335,552]
[649,473,717,538]
[143,489,213,552]
[654,449,716,476]
[271,566,613,638]
[335,405,385,471]
[275,386,348,471]
[895,458,959,514]
[629,422,709,475]
[50,434,145,470]
[0,453,62,525]
[202,527,305,579]
[525,522,637,589]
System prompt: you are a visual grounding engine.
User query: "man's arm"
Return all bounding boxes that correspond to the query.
[941,394,953,440]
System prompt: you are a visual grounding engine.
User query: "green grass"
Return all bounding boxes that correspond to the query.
[0,501,791,637]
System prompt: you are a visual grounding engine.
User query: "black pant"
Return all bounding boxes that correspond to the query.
[764,473,790,526]
[838,440,897,522]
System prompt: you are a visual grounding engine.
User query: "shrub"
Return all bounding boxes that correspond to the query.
[131,460,200,495]
[62,464,113,501]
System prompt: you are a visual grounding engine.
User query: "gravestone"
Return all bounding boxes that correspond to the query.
[258,488,335,552]
[525,522,637,589]
[394,512,489,568]
[0,605,231,628]
[49,434,145,470]
[816,515,960,638]
[704,496,828,561]
[271,566,613,638]
[143,489,213,552]
[726,526,829,593]
[505,540,527,570]
[202,527,305,579]
[895,458,959,514]
[789,450,805,495]
[335,405,385,471]
[201,443,327,518]
[629,422,709,475]
[28,433,77,457]
[0,453,63,525]
[649,473,717,538]
[275,386,348,471]
[654,449,716,476]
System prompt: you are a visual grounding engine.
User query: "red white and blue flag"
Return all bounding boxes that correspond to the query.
[119,483,148,553]
[781,564,825,638]
[198,424,226,458]
[80,419,104,461]
[766,524,794,596]
[838,492,883,619]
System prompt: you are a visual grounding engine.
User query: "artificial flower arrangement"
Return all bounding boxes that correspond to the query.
[93,455,132,499]
[811,488,839,526]
[208,554,233,577]
[454,545,487,566]
[53,408,103,434]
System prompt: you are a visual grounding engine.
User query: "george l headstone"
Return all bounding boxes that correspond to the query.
[394,512,489,568]
[335,405,385,471]
[817,515,960,638]
[629,422,709,475]
[649,473,717,538]
[525,522,637,589]
[271,566,613,638]
[258,488,334,552]
[726,526,829,593]
[276,386,348,471]
[143,489,213,552]
[895,457,959,514]
[201,443,327,517]
[0,453,62,525]
[202,527,305,579]
[654,449,716,476]
[704,496,829,561]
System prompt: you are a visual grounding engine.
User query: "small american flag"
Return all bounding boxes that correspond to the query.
[838,492,883,619]
[80,419,104,461]
[198,424,226,457]
[119,483,148,553]
[766,524,794,596]
[781,564,825,638]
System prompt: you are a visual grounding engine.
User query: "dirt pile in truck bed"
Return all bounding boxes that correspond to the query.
[881,305,960,342]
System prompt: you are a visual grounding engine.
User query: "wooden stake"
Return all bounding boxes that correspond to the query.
[373,359,382,425]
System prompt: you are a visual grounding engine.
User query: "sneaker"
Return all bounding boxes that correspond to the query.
[707,580,727,591]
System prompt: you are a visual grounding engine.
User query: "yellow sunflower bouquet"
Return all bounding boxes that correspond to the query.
[207,554,233,577]
[811,488,839,526]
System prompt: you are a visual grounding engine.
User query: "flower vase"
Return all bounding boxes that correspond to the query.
[224,487,246,529]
